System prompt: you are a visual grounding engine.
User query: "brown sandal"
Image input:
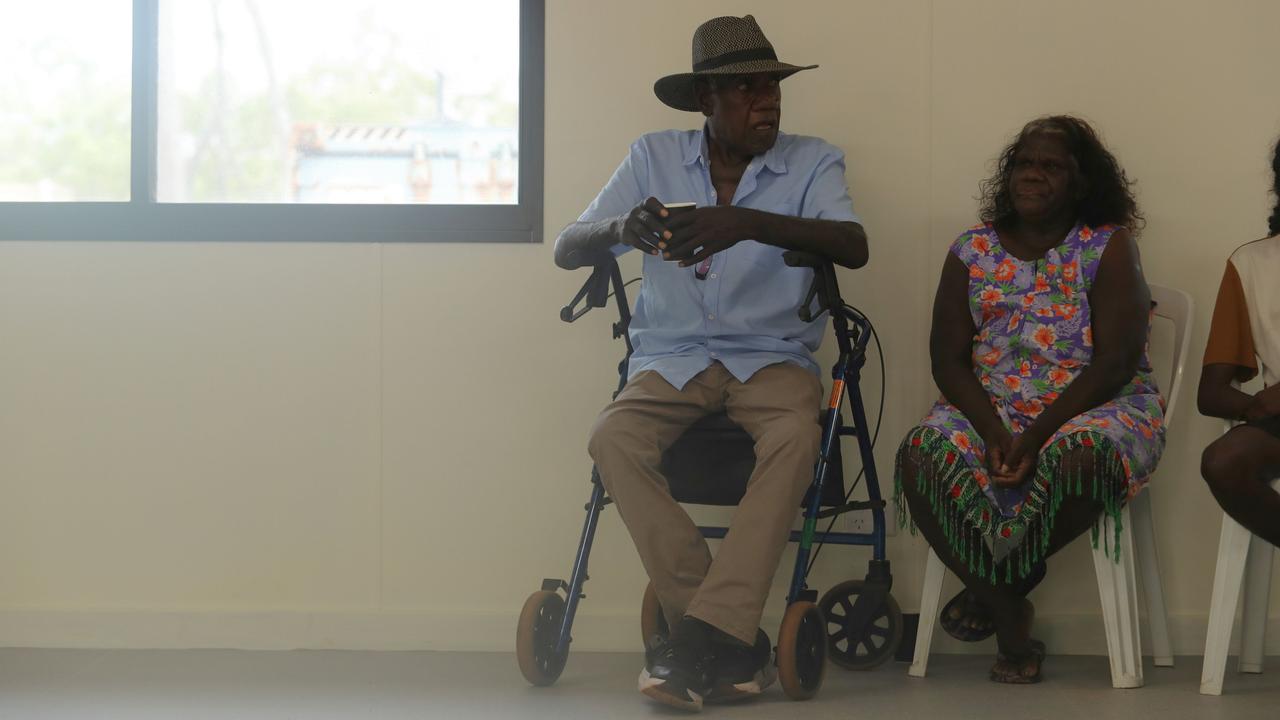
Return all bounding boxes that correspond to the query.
[989,639,1046,684]
[941,590,996,642]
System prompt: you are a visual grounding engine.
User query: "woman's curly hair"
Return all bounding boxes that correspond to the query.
[1267,136,1280,236]
[979,115,1144,234]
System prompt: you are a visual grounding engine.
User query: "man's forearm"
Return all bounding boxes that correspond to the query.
[554,217,624,270]
[1199,384,1256,421]
[1200,384,1278,422]
[749,210,868,269]
[1198,364,1267,421]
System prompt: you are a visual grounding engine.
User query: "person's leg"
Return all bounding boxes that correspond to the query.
[683,362,823,645]
[897,427,1046,643]
[986,445,1110,683]
[896,441,1030,642]
[1201,426,1280,547]
[1040,445,1112,557]
[588,367,725,627]
[591,367,735,711]
[901,439,1120,682]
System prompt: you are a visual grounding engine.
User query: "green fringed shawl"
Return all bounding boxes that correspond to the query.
[894,426,1128,584]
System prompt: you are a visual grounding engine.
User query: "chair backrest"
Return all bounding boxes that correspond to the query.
[1149,283,1194,429]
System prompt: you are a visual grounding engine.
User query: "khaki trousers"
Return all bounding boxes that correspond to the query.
[588,361,822,644]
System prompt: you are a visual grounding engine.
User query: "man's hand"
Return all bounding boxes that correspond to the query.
[622,197,673,256]
[661,206,758,266]
[992,432,1042,489]
[1245,384,1280,421]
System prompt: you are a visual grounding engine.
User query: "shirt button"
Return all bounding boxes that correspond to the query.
[709,273,717,279]
[707,314,715,320]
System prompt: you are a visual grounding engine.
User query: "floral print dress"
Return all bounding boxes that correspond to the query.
[896,223,1166,582]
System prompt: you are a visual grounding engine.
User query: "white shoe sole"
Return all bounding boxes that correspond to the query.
[638,668,704,712]
[708,664,776,702]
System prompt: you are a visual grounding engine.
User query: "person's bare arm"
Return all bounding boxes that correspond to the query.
[661,206,868,269]
[553,197,669,270]
[930,251,1013,472]
[1199,364,1280,421]
[1000,229,1149,486]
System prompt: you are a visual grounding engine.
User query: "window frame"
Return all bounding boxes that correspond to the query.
[0,0,544,243]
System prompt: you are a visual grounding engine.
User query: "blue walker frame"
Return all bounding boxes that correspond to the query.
[527,252,896,690]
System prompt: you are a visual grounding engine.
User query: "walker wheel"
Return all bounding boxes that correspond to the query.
[639,581,670,650]
[819,580,904,670]
[776,601,827,700]
[517,590,567,686]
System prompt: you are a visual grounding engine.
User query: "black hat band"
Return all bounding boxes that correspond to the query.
[692,47,779,72]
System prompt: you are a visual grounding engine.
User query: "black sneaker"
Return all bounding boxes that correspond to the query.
[708,628,775,702]
[638,621,716,712]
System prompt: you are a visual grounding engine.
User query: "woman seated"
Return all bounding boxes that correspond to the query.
[1198,136,1280,548]
[896,115,1165,684]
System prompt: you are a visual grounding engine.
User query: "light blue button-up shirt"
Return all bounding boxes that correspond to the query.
[578,126,861,390]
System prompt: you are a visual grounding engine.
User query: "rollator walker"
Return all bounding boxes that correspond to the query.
[518,251,901,700]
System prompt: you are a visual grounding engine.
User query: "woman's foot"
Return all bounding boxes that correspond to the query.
[941,590,996,642]
[989,596,1044,684]
[941,560,1046,643]
[990,639,1045,684]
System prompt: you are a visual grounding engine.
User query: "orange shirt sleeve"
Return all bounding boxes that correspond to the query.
[1202,259,1259,382]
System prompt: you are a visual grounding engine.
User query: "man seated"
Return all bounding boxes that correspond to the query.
[1198,136,1280,549]
[553,14,867,713]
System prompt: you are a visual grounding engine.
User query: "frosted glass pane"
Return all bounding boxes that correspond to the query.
[0,2,132,202]
[156,0,520,204]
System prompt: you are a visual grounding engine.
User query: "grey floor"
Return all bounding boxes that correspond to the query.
[0,649,1276,719]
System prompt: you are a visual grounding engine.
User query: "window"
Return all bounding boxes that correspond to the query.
[0,2,133,202]
[1,0,544,242]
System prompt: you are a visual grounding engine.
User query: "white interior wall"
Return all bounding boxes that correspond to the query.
[0,0,1277,656]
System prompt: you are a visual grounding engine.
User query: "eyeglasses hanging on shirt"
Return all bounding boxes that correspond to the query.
[660,203,707,279]
[694,256,713,280]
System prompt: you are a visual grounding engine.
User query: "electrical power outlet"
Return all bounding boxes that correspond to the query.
[840,505,897,536]
[845,512,875,535]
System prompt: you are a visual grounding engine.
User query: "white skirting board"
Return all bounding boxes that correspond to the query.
[0,609,1276,655]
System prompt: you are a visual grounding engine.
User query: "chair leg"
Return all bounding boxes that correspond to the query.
[1200,512,1254,695]
[1129,491,1174,667]
[1238,478,1280,675]
[1239,533,1274,674]
[1092,507,1143,688]
[909,548,947,678]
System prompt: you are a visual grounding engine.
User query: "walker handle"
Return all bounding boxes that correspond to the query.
[560,261,614,323]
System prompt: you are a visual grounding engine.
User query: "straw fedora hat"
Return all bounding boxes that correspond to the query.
[653,15,817,112]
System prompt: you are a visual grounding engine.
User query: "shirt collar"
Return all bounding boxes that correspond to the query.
[682,127,706,167]
[760,140,787,174]
[683,124,788,175]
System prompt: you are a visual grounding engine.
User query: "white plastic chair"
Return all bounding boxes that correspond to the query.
[1199,417,1278,696]
[909,283,1192,688]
